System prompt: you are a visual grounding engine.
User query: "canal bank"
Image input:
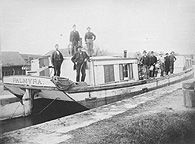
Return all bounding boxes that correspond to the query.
[1,80,195,144]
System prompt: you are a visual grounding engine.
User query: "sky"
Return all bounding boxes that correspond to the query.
[1,0,195,55]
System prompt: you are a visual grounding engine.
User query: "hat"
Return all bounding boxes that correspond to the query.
[143,50,147,53]
[171,51,174,54]
[165,53,169,55]
[72,24,76,27]
[87,26,91,30]
[151,51,154,53]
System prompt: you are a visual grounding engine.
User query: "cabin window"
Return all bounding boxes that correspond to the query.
[119,63,134,80]
[119,64,124,80]
[124,64,128,78]
[104,65,115,83]
[129,63,134,79]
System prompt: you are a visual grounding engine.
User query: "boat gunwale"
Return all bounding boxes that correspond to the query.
[3,68,194,94]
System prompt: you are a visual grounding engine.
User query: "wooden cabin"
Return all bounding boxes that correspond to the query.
[29,56,139,86]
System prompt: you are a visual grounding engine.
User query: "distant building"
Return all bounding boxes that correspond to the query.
[0,52,25,77]
[21,54,42,71]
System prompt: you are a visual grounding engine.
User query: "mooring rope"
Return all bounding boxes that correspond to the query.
[35,97,59,115]
[10,103,21,119]
[51,76,74,91]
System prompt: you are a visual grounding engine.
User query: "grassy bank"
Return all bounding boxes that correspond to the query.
[65,110,195,144]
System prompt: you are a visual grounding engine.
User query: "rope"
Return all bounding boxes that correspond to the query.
[10,103,21,119]
[35,97,59,115]
[51,76,74,91]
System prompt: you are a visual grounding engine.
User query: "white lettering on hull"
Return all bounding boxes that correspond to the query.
[12,78,43,85]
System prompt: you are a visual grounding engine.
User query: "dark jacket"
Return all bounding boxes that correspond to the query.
[170,55,176,64]
[71,51,89,64]
[51,50,63,65]
[165,56,170,72]
[70,31,80,42]
[149,55,157,66]
[85,32,96,42]
[140,55,149,66]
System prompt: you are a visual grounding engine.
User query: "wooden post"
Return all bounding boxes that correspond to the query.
[182,78,195,108]
[22,89,33,116]
[0,39,3,94]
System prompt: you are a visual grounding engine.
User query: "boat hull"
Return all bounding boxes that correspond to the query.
[1,68,194,120]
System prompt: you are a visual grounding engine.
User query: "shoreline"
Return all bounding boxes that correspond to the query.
[1,81,195,144]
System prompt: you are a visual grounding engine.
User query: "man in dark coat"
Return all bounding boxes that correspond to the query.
[71,46,90,82]
[85,27,96,57]
[51,44,64,76]
[149,51,157,78]
[169,51,177,74]
[69,24,80,56]
[164,53,170,75]
[140,50,149,79]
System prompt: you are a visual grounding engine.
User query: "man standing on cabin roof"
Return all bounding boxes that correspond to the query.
[69,24,80,56]
[51,44,64,76]
[85,27,96,57]
[71,46,90,82]
[140,50,149,79]
[149,51,157,78]
[169,51,177,74]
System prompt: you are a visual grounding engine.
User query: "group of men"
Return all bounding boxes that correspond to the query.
[69,24,96,57]
[139,50,177,79]
[51,24,95,82]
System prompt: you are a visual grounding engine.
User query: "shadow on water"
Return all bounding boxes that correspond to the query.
[0,98,88,134]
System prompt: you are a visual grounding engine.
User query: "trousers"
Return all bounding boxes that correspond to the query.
[76,62,86,82]
[53,60,62,76]
[71,41,78,56]
[86,39,93,57]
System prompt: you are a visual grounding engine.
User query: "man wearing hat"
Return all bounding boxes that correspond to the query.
[51,44,64,76]
[85,27,96,57]
[149,51,157,78]
[164,53,170,75]
[169,51,177,74]
[140,50,149,79]
[69,24,80,56]
[71,46,90,82]
[158,52,165,76]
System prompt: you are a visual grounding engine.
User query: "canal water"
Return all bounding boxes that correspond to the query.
[0,98,88,134]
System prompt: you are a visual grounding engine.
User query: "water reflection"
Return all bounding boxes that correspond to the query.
[0,98,88,134]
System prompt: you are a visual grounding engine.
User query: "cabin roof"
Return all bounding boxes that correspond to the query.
[90,56,137,61]
[62,56,137,61]
[0,51,25,67]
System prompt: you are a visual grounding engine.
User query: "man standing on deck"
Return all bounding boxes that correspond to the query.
[51,44,64,76]
[140,50,149,79]
[158,52,165,76]
[85,27,96,57]
[71,46,90,82]
[149,51,157,78]
[170,51,177,74]
[69,24,80,56]
[164,53,170,75]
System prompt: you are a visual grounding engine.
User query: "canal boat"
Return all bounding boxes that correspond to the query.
[1,55,194,120]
